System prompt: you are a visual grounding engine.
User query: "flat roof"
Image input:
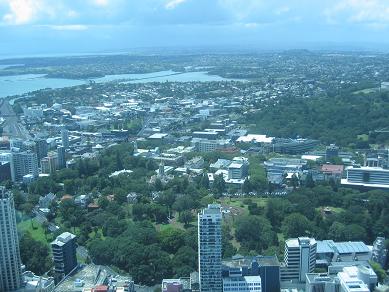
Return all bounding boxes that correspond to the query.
[317,240,371,254]
[341,179,389,189]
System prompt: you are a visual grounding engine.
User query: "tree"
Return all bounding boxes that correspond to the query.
[370,261,387,283]
[178,210,194,227]
[282,213,312,238]
[212,174,226,195]
[158,227,186,254]
[242,179,252,194]
[19,233,52,275]
[235,215,277,253]
[328,222,346,241]
[305,173,315,188]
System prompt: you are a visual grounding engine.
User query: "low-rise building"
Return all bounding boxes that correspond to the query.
[341,166,389,189]
[223,275,262,292]
[316,240,372,268]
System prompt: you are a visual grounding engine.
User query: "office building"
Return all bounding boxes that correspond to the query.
[9,138,24,150]
[57,146,66,169]
[222,255,280,292]
[264,158,307,185]
[198,204,222,292]
[306,264,377,292]
[0,187,22,291]
[35,138,48,165]
[228,161,248,180]
[51,232,78,283]
[338,266,371,292]
[341,166,389,189]
[61,129,69,149]
[272,138,319,154]
[223,275,262,292]
[192,138,231,153]
[0,161,11,181]
[325,144,339,162]
[316,240,372,268]
[41,154,58,174]
[281,237,317,283]
[10,149,39,182]
[161,278,191,292]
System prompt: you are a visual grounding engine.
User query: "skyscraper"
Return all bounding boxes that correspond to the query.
[0,187,22,291]
[61,129,69,149]
[34,138,48,165]
[51,232,78,283]
[57,146,66,170]
[198,204,222,292]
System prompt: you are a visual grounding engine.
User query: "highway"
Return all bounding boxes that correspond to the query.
[0,97,30,139]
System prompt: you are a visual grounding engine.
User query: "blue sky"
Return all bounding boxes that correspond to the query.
[1,0,389,55]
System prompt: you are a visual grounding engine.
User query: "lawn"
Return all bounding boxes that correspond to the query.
[17,218,53,244]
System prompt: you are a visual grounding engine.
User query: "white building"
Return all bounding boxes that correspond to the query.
[338,266,370,292]
[192,138,231,152]
[282,237,317,283]
[306,265,377,292]
[198,204,223,292]
[61,129,69,149]
[23,106,44,119]
[0,187,22,291]
[341,166,389,189]
[223,275,262,292]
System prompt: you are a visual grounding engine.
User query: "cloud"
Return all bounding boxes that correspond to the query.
[48,24,89,31]
[92,0,109,7]
[165,0,186,10]
[325,0,389,25]
[2,0,46,24]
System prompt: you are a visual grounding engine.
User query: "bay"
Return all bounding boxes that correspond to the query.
[0,70,236,98]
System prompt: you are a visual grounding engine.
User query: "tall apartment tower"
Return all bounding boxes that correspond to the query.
[0,187,22,291]
[10,150,39,182]
[61,129,69,149]
[281,237,317,283]
[57,146,66,170]
[34,138,48,165]
[51,232,78,283]
[198,204,223,292]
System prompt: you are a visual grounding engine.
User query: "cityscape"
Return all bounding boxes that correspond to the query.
[1,1,389,292]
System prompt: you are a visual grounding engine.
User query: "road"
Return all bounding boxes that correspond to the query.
[0,97,30,139]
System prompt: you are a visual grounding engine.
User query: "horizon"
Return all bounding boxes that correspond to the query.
[2,0,389,55]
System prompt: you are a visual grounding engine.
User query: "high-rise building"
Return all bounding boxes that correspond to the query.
[57,146,66,169]
[51,232,78,283]
[41,154,58,174]
[198,204,222,292]
[9,138,24,150]
[34,138,48,165]
[61,129,69,149]
[10,150,39,182]
[281,237,317,283]
[0,187,22,291]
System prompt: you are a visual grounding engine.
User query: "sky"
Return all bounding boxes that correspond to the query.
[1,0,389,55]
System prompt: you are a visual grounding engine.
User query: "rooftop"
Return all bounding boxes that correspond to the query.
[52,232,76,246]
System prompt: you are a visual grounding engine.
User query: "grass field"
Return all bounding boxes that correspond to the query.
[17,218,53,244]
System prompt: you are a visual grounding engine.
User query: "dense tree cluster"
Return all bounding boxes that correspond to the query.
[247,90,389,147]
